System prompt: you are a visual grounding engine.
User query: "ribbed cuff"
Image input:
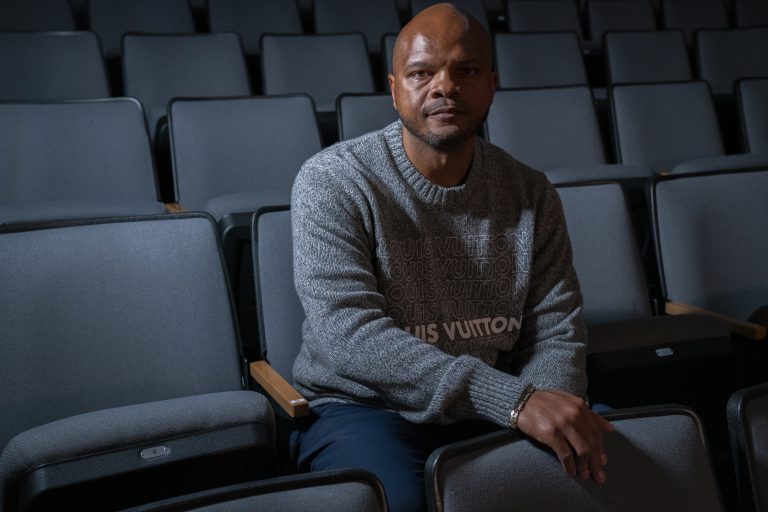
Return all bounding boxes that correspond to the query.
[463,363,530,428]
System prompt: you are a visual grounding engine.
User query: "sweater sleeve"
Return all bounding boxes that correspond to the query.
[291,158,529,427]
[507,180,588,396]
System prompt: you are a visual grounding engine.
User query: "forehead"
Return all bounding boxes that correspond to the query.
[403,28,489,66]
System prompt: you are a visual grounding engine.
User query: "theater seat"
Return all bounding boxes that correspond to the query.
[728,383,768,512]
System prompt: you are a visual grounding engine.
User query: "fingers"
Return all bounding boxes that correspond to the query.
[516,390,612,484]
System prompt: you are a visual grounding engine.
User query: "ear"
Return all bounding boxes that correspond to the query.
[388,74,398,111]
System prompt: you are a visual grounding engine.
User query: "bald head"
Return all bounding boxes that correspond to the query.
[392,3,493,76]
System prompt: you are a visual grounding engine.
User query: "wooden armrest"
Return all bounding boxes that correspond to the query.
[665,301,766,340]
[250,361,309,418]
[164,202,187,213]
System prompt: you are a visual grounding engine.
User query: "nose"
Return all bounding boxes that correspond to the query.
[430,69,459,98]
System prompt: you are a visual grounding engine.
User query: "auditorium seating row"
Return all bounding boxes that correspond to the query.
[2,25,767,98]
[1,180,766,509]
[1,0,767,52]
[2,78,766,221]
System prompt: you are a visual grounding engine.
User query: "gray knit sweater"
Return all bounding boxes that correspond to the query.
[291,121,587,428]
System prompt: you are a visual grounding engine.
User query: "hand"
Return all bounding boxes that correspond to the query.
[516,390,614,483]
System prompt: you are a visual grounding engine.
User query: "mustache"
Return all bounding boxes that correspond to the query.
[423,99,468,116]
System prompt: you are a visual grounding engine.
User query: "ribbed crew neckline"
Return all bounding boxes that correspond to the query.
[384,121,483,207]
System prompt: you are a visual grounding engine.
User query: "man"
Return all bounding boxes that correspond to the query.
[290,4,613,511]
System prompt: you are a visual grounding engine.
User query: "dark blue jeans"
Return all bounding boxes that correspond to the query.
[290,402,499,512]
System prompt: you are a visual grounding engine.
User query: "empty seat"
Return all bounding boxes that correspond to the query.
[0,214,276,511]
[88,0,195,60]
[695,27,768,96]
[738,77,768,154]
[0,31,109,100]
[651,169,768,338]
[506,0,584,43]
[557,182,734,410]
[486,86,651,184]
[383,32,398,90]
[314,0,401,54]
[0,0,74,31]
[261,33,375,113]
[426,406,724,512]
[728,383,768,512]
[610,81,768,173]
[0,99,163,224]
[494,32,588,89]
[734,0,768,28]
[605,30,692,85]
[123,469,387,512]
[411,0,489,30]
[122,33,251,141]
[587,0,657,45]
[206,0,302,56]
[252,207,303,385]
[169,95,321,219]
[337,93,399,140]
[662,0,729,44]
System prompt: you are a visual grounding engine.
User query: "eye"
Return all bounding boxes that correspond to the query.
[463,67,480,76]
[409,69,431,80]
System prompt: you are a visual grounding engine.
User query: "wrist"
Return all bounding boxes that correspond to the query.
[509,384,536,430]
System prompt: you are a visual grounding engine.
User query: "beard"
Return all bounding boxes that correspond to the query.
[398,102,489,153]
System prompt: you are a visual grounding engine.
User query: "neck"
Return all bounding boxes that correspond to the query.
[402,128,475,187]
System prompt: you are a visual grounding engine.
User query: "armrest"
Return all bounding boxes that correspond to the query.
[250,361,309,418]
[665,301,766,340]
[164,203,188,213]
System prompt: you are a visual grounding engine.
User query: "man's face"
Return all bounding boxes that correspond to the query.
[389,19,496,152]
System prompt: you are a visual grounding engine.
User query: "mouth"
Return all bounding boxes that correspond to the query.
[426,102,466,117]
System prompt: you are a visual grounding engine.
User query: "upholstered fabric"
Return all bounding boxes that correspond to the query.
[494,32,587,89]
[0,0,74,30]
[728,383,768,512]
[695,27,768,96]
[338,94,399,141]
[427,407,723,512]
[652,169,768,319]
[557,183,650,325]
[738,78,768,154]
[89,0,195,59]
[605,30,691,85]
[314,0,401,54]
[261,34,375,112]
[587,0,656,44]
[123,33,251,140]
[0,99,159,215]
[169,95,320,214]
[252,208,302,381]
[0,31,109,100]
[207,0,302,55]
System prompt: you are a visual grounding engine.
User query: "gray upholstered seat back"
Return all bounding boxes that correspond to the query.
[314,0,401,54]
[207,0,302,56]
[0,31,109,100]
[0,99,157,204]
[252,208,303,382]
[662,0,729,44]
[611,81,725,170]
[728,383,768,512]
[123,33,251,140]
[337,94,399,141]
[0,215,243,449]
[126,469,387,511]
[427,406,723,512]
[739,78,768,154]
[494,32,587,89]
[169,95,321,211]
[506,0,584,41]
[411,0,489,29]
[695,27,768,96]
[605,30,691,85]
[89,0,195,59]
[587,0,657,44]
[557,183,650,324]
[261,33,375,113]
[652,169,768,319]
[487,86,606,170]
[0,0,74,31]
